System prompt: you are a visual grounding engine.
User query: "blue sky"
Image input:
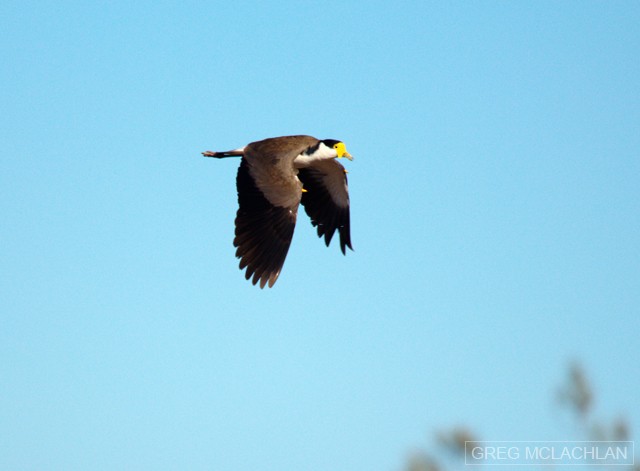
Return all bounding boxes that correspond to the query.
[1,1,639,470]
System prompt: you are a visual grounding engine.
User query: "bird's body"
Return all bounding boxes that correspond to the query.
[203,135,353,288]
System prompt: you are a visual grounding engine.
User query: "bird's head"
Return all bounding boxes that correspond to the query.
[322,139,353,160]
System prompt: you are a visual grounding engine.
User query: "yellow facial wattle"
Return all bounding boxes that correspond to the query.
[334,142,353,160]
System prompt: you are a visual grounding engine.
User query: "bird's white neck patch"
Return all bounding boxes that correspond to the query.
[294,142,336,168]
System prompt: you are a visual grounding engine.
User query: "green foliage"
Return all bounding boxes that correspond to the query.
[405,362,637,471]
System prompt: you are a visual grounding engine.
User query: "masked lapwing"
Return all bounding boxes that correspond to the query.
[202,135,354,288]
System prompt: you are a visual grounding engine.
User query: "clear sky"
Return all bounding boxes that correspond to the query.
[1,1,639,470]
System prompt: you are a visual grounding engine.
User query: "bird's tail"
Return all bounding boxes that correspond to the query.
[202,147,245,158]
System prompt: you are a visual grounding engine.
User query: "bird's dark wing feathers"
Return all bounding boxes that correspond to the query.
[298,164,353,254]
[234,159,297,288]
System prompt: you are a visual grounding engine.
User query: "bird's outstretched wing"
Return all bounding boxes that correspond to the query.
[234,159,298,288]
[298,159,353,254]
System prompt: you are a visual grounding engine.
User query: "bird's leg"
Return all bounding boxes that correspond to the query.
[202,148,245,158]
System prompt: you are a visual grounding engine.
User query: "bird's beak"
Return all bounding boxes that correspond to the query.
[341,151,353,161]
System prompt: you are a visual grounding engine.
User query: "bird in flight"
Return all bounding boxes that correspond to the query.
[202,135,354,288]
